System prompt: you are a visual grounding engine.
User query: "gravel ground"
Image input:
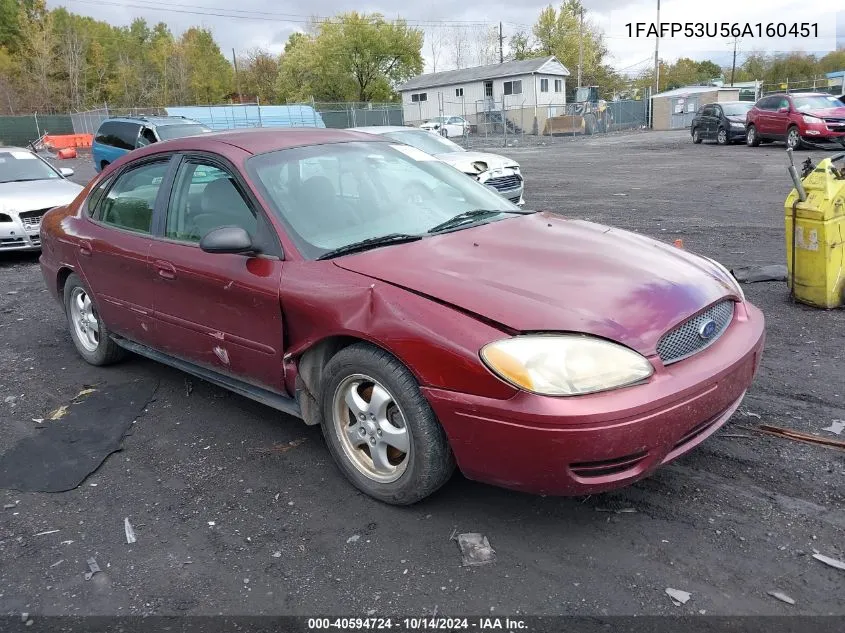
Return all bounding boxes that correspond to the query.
[0,132,843,618]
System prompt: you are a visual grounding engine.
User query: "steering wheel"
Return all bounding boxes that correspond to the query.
[401,181,436,205]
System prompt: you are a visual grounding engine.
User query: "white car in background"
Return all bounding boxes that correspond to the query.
[350,126,524,205]
[0,147,83,251]
[420,116,469,138]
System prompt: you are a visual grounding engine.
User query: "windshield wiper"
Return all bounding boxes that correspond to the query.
[427,209,533,234]
[317,233,422,260]
[3,178,43,183]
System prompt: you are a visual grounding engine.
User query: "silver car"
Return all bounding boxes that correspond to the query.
[349,126,524,205]
[0,147,83,251]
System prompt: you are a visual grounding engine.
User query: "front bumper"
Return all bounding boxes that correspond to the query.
[801,119,845,141]
[423,300,765,496]
[728,126,746,140]
[0,214,42,251]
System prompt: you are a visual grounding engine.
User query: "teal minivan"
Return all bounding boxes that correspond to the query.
[92,116,211,173]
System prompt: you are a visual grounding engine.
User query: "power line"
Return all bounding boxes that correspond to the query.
[62,0,501,27]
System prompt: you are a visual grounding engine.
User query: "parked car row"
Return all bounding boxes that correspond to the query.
[691,92,845,149]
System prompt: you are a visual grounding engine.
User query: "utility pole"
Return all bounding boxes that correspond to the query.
[499,22,504,64]
[232,48,241,103]
[730,37,739,86]
[653,0,661,94]
[577,7,584,88]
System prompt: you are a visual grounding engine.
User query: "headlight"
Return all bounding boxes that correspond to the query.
[730,121,744,128]
[480,335,654,396]
[702,256,744,301]
[802,114,822,125]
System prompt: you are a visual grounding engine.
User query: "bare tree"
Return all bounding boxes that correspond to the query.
[427,29,443,72]
[449,26,469,69]
[470,25,499,66]
[61,24,87,110]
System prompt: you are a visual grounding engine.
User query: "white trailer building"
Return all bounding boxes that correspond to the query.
[398,56,571,134]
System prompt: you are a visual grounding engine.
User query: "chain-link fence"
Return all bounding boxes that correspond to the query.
[760,77,845,97]
[69,102,405,135]
[404,98,648,148]
[0,114,74,146]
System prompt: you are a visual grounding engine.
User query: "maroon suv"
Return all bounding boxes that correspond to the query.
[746,92,845,149]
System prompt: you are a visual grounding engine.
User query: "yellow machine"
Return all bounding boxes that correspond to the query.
[784,149,845,308]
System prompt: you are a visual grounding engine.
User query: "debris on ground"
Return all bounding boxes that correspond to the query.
[346,535,360,544]
[665,588,691,605]
[456,533,496,567]
[49,559,64,568]
[767,591,796,605]
[730,264,788,284]
[3,503,15,510]
[821,420,844,435]
[812,553,845,571]
[756,425,845,450]
[34,529,59,536]
[83,557,101,581]
[47,405,68,420]
[595,507,637,514]
[251,438,307,455]
[4,396,16,406]
[185,378,193,396]
[742,410,761,419]
[72,388,97,401]
[124,517,137,544]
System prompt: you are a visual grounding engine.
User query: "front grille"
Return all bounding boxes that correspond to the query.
[508,195,522,203]
[570,450,649,479]
[824,118,845,129]
[0,237,26,248]
[657,300,734,365]
[486,174,522,192]
[19,209,49,230]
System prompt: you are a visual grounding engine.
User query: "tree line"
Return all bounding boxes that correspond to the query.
[0,0,842,114]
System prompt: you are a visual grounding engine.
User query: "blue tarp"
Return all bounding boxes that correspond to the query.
[164,105,326,130]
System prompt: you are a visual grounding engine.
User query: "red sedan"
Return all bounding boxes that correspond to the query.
[39,129,765,505]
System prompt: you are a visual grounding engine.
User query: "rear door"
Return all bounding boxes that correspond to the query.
[701,105,717,138]
[147,154,286,391]
[77,155,177,344]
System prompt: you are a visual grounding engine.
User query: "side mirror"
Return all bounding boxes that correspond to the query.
[199,226,255,255]
[59,167,74,177]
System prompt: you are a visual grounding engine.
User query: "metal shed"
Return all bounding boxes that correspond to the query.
[650,86,741,131]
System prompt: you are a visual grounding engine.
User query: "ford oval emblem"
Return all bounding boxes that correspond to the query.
[699,319,717,340]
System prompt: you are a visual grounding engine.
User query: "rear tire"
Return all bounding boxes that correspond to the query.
[320,343,455,505]
[63,273,125,366]
[692,128,703,144]
[746,125,760,147]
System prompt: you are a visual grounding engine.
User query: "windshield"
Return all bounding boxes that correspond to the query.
[381,129,465,155]
[426,117,447,124]
[792,95,842,111]
[721,103,753,116]
[156,123,212,140]
[247,141,520,259]
[0,150,59,183]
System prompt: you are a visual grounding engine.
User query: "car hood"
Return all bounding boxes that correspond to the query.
[434,151,519,173]
[802,106,845,117]
[727,115,747,123]
[333,213,737,355]
[0,178,83,213]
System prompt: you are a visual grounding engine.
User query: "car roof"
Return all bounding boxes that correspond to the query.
[348,126,418,134]
[129,126,390,157]
[103,115,203,126]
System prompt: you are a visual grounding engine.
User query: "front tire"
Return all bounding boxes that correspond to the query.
[692,128,703,144]
[320,343,455,505]
[63,273,125,366]
[786,126,803,150]
[746,125,760,147]
[716,127,728,145]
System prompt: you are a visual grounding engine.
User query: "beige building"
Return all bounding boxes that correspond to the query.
[651,86,741,131]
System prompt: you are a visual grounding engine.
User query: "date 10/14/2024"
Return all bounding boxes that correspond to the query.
[307,617,528,630]
[625,22,819,39]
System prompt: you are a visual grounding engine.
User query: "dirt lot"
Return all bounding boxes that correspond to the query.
[1,131,843,618]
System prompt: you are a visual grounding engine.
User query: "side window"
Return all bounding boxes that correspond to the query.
[116,123,141,150]
[86,175,114,217]
[138,127,157,147]
[780,98,790,110]
[712,106,722,117]
[166,160,257,243]
[98,161,169,234]
[540,78,549,92]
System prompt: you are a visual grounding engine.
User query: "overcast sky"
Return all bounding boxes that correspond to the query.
[50,0,845,76]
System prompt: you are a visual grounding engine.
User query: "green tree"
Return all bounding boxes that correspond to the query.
[181,27,233,104]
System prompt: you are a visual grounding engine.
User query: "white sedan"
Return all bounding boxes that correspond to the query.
[0,146,83,251]
[350,126,524,205]
[420,116,469,138]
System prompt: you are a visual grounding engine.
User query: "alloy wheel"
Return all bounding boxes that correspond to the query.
[69,287,99,353]
[332,374,410,483]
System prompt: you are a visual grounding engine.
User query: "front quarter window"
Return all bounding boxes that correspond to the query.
[246,141,519,259]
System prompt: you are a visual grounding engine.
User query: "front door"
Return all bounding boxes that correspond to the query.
[147,156,286,391]
[77,157,175,344]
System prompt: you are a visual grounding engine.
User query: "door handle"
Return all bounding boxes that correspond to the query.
[78,240,92,257]
[155,259,177,280]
